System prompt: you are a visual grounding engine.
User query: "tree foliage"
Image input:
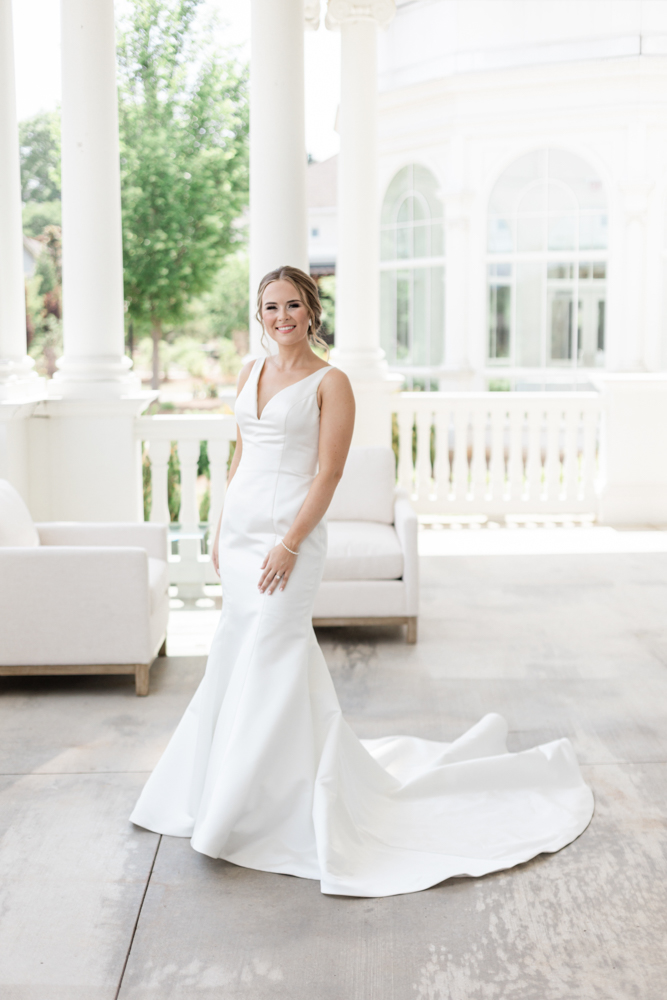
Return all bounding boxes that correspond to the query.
[18,110,61,203]
[117,0,249,335]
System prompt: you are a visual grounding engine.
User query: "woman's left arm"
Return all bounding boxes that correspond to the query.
[258,368,355,594]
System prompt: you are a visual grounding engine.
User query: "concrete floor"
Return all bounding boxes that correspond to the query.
[1,540,667,998]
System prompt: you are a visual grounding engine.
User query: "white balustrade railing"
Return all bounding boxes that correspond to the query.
[393,392,600,516]
[135,414,237,593]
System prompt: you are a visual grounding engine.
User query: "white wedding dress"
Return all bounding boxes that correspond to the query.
[131,358,594,897]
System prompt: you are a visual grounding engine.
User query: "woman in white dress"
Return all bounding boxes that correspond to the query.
[131,265,594,898]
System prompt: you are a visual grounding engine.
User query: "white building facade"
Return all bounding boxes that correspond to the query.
[373,0,667,390]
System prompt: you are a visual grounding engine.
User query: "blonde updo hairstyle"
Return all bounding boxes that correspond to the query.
[256,265,329,357]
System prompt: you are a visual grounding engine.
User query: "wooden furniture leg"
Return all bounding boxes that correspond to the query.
[135,663,150,696]
[158,637,167,656]
[406,617,418,644]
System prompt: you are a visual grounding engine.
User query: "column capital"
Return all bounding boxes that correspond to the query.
[305,0,321,29]
[325,0,395,29]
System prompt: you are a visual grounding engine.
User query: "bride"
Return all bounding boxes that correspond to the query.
[131,265,594,898]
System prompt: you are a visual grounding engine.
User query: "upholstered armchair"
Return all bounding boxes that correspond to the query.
[313,447,419,643]
[0,480,169,695]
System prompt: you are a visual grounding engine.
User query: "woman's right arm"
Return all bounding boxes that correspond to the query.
[211,361,254,576]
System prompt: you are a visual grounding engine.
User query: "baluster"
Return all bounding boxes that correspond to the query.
[562,407,579,502]
[397,407,415,495]
[489,403,506,501]
[416,408,433,504]
[470,405,487,501]
[176,438,204,598]
[508,406,524,501]
[525,405,542,504]
[452,404,469,502]
[433,407,451,503]
[544,407,562,501]
[177,439,200,530]
[582,405,598,505]
[148,439,171,524]
[208,435,230,534]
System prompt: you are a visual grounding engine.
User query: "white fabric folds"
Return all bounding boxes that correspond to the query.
[131,359,594,897]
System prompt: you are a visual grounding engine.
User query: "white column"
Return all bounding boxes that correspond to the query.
[326,0,399,447]
[596,374,667,524]
[618,184,650,372]
[54,0,138,396]
[0,0,40,401]
[25,0,153,523]
[249,0,309,356]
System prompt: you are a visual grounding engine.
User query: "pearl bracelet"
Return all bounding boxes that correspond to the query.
[280,539,299,556]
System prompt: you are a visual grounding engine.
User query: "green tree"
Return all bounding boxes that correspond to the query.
[18,109,61,203]
[117,0,249,388]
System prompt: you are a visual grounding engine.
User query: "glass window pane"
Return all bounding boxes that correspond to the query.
[413,222,430,259]
[518,182,548,213]
[488,275,511,361]
[412,195,428,222]
[517,215,545,252]
[488,150,547,214]
[396,271,411,362]
[381,166,411,224]
[430,266,445,367]
[516,263,543,366]
[579,263,591,279]
[597,300,605,355]
[412,268,428,366]
[547,213,576,251]
[547,180,577,212]
[579,213,608,250]
[547,149,606,209]
[380,271,395,364]
[576,285,606,367]
[396,224,411,259]
[397,198,412,225]
[547,263,573,280]
[548,289,574,363]
[488,216,513,253]
[380,229,395,262]
[413,164,444,220]
[592,261,606,279]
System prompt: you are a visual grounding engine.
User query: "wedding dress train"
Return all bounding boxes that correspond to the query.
[130,358,594,897]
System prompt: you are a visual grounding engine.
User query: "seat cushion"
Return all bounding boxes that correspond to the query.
[323,521,404,581]
[327,448,396,524]
[0,479,39,547]
[148,557,169,615]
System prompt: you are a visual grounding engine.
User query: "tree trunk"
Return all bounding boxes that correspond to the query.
[151,318,162,390]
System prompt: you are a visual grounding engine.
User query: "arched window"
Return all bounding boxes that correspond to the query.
[487,149,607,372]
[380,165,445,389]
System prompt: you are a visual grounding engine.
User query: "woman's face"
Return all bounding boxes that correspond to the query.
[261,280,310,349]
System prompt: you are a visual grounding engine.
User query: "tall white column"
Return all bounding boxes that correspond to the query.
[54,0,138,396]
[249,0,309,355]
[326,0,399,446]
[0,0,39,401]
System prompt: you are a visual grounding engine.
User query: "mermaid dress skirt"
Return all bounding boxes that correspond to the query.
[130,358,594,897]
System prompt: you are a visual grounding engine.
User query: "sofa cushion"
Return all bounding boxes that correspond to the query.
[148,557,169,615]
[327,447,396,524]
[0,479,39,548]
[323,521,404,581]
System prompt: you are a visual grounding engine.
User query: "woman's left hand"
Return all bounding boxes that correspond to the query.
[258,544,297,594]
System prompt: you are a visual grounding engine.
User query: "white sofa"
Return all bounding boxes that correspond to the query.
[0,480,169,695]
[313,447,419,643]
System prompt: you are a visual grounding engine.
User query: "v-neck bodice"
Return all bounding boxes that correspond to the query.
[234,357,332,478]
[255,357,331,421]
